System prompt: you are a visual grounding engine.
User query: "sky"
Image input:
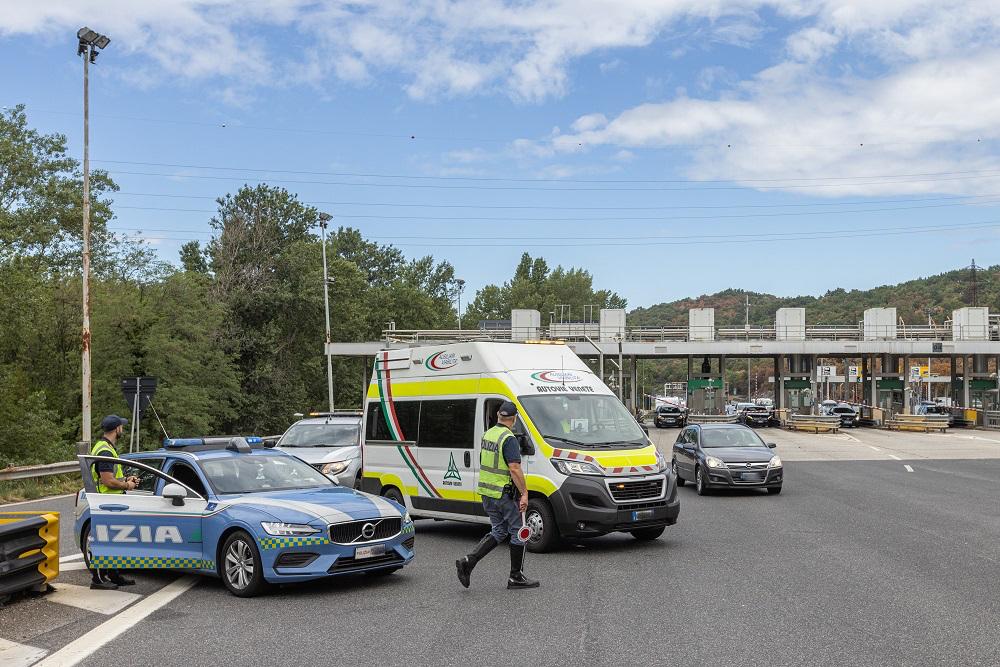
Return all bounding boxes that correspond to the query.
[4,0,1000,311]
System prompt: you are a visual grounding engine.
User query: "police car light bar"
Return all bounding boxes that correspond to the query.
[163,436,263,449]
[164,438,204,447]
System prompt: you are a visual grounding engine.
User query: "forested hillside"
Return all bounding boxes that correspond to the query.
[629,268,996,328]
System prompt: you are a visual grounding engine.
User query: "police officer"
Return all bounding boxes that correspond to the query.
[88,415,139,590]
[456,401,539,590]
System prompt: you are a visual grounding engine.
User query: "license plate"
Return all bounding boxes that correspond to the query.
[355,544,386,559]
[741,473,763,481]
[631,509,654,521]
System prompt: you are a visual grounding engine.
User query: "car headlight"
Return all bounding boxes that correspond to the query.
[655,451,669,472]
[402,511,412,524]
[705,456,726,469]
[551,458,603,476]
[260,522,320,536]
[320,460,351,475]
[769,455,783,468]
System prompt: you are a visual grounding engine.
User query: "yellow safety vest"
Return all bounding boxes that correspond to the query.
[90,439,124,494]
[477,425,515,499]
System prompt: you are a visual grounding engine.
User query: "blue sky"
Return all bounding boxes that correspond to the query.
[4,1,1000,310]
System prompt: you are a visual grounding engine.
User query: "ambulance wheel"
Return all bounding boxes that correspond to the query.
[630,526,665,541]
[381,486,405,507]
[220,531,267,597]
[525,497,560,553]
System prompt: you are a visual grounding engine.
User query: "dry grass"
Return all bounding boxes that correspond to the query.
[0,474,81,505]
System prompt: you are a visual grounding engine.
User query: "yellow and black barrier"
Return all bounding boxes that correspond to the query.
[0,511,59,599]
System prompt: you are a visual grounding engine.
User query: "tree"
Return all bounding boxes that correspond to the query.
[463,252,627,325]
[179,241,208,274]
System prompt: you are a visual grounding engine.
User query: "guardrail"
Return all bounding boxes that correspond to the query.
[0,461,79,482]
[382,323,994,344]
[984,411,1000,430]
[0,511,59,601]
[688,414,738,424]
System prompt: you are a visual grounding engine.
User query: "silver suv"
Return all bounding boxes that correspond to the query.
[274,412,363,488]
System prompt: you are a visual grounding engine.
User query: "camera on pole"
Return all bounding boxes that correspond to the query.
[121,376,157,452]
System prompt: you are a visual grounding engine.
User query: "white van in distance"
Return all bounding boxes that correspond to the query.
[359,341,680,551]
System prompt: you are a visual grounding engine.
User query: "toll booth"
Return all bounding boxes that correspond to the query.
[687,354,724,414]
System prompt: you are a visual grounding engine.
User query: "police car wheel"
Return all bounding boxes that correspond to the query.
[81,523,94,570]
[524,498,559,553]
[220,531,266,597]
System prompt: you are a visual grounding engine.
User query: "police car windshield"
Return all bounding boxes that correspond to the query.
[519,394,646,449]
[200,455,332,494]
[280,423,360,448]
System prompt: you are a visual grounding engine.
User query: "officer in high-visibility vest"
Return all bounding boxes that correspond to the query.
[88,415,139,590]
[456,401,539,590]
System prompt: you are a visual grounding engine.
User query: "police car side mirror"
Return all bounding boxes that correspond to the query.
[163,483,188,506]
[518,434,535,456]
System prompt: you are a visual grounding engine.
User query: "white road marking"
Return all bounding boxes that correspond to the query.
[46,582,141,615]
[839,431,861,443]
[59,553,84,563]
[59,561,88,571]
[868,446,882,451]
[904,465,914,472]
[887,454,902,460]
[34,576,197,667]
[0,494,74,509]
[0,638,47,667]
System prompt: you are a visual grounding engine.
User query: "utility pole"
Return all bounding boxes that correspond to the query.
[77,27,110,448]
[745,294,751,401]
[456,279,465,331]
[319,212,335,413]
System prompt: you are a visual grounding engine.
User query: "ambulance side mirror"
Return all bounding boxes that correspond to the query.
[163,483,188,507]
[517,434,535,456]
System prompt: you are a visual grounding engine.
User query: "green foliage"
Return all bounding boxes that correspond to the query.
[464,252,627,324]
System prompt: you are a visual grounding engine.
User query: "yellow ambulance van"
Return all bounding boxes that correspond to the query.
[359,341,679,551]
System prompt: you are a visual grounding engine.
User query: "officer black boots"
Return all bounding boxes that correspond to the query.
[507,542,540,589]
[456,534,499,588]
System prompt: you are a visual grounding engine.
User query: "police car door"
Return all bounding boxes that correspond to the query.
[80,456,209,569]
[414,398,481,518]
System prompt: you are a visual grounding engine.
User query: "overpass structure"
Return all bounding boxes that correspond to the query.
[327,306,1000,416]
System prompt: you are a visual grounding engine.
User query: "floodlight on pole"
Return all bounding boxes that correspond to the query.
[318,212,335,413]
[77,26,110,450]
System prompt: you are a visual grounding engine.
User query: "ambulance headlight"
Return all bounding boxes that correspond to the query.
[261,522,320,536]
[551,459,603,476]
[655,451,669,472]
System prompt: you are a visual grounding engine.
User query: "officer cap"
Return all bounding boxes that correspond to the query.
[498,401,518,417]
[100,415,129,432]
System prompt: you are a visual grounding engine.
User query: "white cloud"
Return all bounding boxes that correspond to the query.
[528,1,1000,196]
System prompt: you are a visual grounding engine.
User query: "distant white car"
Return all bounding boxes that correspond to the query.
[274,413,363,487]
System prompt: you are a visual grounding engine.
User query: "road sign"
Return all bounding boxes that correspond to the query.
[910,365,929,380]
[816,365,835,378]
[121,376,157,417]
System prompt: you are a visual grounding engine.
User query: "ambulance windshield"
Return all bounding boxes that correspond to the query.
[519,394,646,449]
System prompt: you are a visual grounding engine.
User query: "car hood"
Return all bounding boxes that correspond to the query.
[217,486,401,525]
[276,445,360,464]
[703,447,773,462]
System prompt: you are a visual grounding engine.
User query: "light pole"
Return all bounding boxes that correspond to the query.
[455,279,465,331]
[318,212,335,413]
[77,27,110,448]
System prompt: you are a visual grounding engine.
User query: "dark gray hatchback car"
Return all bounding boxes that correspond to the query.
[671,424,783,495]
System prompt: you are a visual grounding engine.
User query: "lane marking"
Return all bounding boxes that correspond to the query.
[904,465,914,472]
[0,494,75,509]
[868,446,882,451]
[887,454,902,460]
[46,583,141,615]
[35,576,197,667]
[59,561,88,571]
[59,553,84,563]
[0,637,48,667]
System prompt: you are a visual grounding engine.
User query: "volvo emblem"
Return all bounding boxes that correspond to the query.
[361,522,376,539]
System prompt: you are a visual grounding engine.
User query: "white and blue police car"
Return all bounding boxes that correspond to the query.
[74,436,415,597]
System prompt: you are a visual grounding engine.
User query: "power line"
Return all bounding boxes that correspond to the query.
[93,158,1000,185]
[109,196,1000,221]
[110,190,1000,211]
[105,169,1000,192]
[110,218,1000,246]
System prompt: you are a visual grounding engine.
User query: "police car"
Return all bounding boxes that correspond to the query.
[74,436,415,597]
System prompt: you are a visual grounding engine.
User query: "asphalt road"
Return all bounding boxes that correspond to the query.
[3,429,1000,666]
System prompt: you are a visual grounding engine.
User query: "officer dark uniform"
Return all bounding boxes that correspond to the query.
[88,415,138,590]
[456,401,539,590]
